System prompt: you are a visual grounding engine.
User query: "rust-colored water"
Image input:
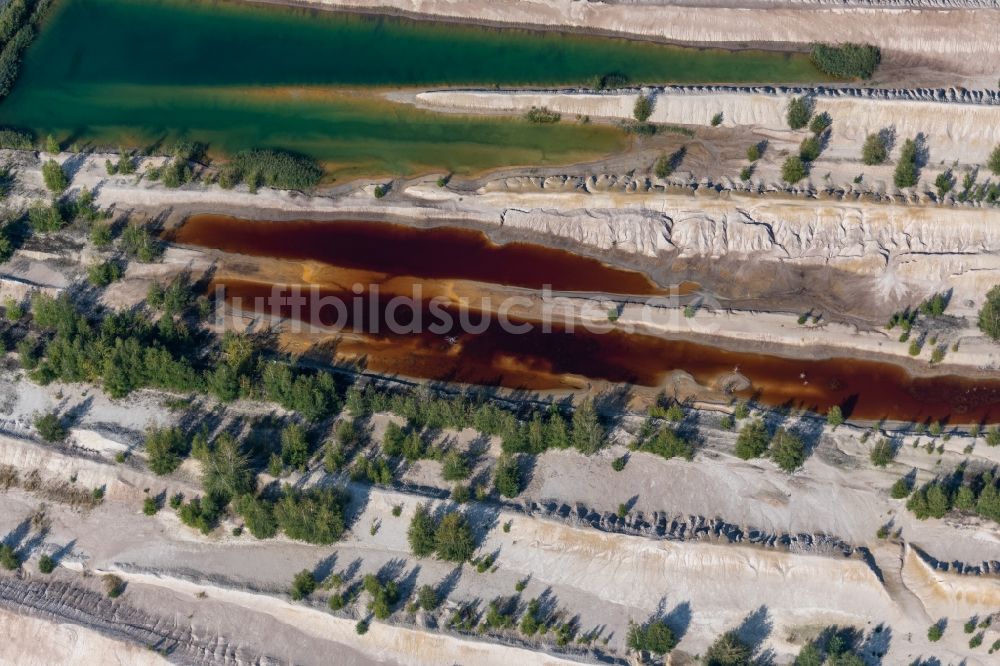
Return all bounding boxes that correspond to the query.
[173,214,667,295]
[217,278,1000,423]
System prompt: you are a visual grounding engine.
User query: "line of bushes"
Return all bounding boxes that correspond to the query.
[0,0,54,101]
[904,469,1000,524]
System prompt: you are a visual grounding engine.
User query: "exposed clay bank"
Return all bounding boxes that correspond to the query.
[217,278,1000,424]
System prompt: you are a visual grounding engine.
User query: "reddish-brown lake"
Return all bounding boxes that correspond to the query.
[173,214,667,295]
[217,277,1000,424]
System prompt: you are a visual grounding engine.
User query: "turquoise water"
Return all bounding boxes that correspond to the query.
[0,0,824,175]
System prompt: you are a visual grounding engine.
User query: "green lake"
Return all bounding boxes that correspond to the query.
[0,0,826,176]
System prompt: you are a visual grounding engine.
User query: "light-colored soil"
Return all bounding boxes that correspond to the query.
[0,607,167,666]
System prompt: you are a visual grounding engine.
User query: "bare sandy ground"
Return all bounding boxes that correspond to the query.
[287,0,1000,86]
[0,607,166,666]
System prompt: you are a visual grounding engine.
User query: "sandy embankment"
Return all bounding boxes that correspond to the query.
[1,380,999,663]
[0,607,167,666]
[411,88,1000,166]
[289,0,1000,86]
[10,150,1000,374]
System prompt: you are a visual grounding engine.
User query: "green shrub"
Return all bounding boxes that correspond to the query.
[121,224,160,262]
[653,147,685,179]
[524,106,561,123]
[145,426,188,475]
[870,438,895,467]
[861,133,888,165]
[739,165,754,181]
[808,112,831,135]
[27,201,65,232]
[234,494,278,539]
[704,631,752,666]
[826,405,844,428]
[769,427,806,472]
[417,584,439,611]
[639,426,694,461]
[435,512,474,562]
[786,96,812,130]
[407,503,438,557]
[290,569,316,600]
[612,455,627,471]
[103,574,124,598]
[142,496,158,515]
[41,159,68,193]
[274,486,347,544]
[809,43,881,79]
[178,493,225,534]
[935,170,955,198]
[894,138,920,189]
[0,543,20,570]
[450,483,470,503]
[890,477,912,499]
[571,399,605,454]
[927,623,944,642]
[710,112,723,127]
[989,145,1000,176]
[781,155,807,183]
[627,619,677,656]
[493,453,521,498]
[38,553,54,574]
[746,143,761,162]
[34,411,66,442]
[87,260,123,287]
[633,95,654,122]
[442,450,470,481]
[799,136,821,162]
[978,284,1000,340]
[734,419,768,459]
[280,422,310,471]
